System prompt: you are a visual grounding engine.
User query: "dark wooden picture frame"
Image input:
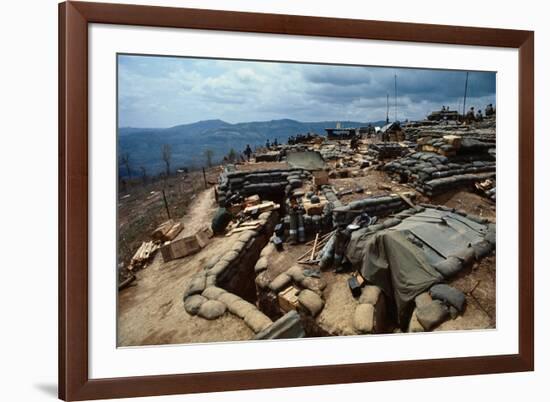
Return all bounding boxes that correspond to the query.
[59,1,534,400]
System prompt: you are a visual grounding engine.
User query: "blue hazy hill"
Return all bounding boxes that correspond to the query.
[118,118,385,177]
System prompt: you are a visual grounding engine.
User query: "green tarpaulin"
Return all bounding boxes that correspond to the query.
[345,208,492,328]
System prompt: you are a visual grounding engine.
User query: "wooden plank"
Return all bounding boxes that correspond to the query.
[310,233,319,260]
[238,220,263,227]
[164,221,183,241]
[398,192,416,208]
[225,225,260,236]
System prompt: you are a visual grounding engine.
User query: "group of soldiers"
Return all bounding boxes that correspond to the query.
[287,133,316,145]
[465,104,496,123]
[242,138,280,162]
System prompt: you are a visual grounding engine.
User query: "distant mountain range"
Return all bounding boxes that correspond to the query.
[118,118,386,177]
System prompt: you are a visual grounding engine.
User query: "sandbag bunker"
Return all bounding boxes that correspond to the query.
[254,203,495,336]
[345,205,495,331]
[180,137,495,340]
[216,165,311,207]
[383,151,496,197]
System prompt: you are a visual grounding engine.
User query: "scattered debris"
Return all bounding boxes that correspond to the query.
[120,110,497,345]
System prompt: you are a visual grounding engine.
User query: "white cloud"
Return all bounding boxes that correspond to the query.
[118,55,496,127]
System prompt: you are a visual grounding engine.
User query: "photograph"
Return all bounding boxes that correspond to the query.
[116,55,497,346]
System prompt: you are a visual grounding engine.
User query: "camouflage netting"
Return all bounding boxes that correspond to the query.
[345,206,495,328]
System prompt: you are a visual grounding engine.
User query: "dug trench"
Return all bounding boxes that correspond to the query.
[215,210,280,304]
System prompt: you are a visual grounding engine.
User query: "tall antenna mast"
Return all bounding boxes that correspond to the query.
[462,71,469,117]
[386,93,389,124]
[394,74,398,122]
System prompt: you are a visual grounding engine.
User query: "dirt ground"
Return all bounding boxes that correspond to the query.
[436,254,496,331]
[316,272,359,335]
[431,189,496,222]
[331,169,415,204]
[117,187,254,347]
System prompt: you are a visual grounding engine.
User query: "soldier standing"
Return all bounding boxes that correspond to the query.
[244,144,252,161]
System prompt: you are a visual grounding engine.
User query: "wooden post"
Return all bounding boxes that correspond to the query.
[162,189,171,219]
[202,167,207,188]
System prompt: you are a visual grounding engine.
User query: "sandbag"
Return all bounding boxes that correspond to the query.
[184,273,207,299]
[429,284,466,312]
[254,256,269,273]
[416,300,449,330]
[353,303,375,334]
[300,277,326,293]
[228,299,257,318]
[359,285,382,305]
[217,292,241,306]
[433,256,463,278]
[473,240,493,260]
[414,292,432,308]
[408,309,425,332]
[221,250,240,264]
[286,265,305,283]
[209,259,230,276]
[198,300,227,319]
[298,289,325,316]
[244,310,273,333]
[184,294,207,315]
[202,286,226,300]
[269,273,292,292]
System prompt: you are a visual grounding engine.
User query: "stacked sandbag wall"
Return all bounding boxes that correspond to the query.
[216,168,310,206]
[383,151,496,195]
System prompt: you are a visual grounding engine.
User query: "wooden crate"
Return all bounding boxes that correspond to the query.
[160,235,201,262]
[164,221,183,241]
[303,196,327,216]
[195,227,212,248]
[443,134,462,149]
[312,170,329,186]
[151,219,175,241]
[278,286,300,313]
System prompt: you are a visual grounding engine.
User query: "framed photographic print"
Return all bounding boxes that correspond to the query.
[59,1,534,400]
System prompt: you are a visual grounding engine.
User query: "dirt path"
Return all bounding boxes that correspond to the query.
[117,187,254,347]
[176,187,217,239]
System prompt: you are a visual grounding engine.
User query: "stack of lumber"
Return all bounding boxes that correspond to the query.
[243,201,279,216]
[129,241,159,270]
[297,231,335,264]
[151,219,184,242]
[225,219,263,236]
[244,194,261,207]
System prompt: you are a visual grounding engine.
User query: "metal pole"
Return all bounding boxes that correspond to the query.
[202,167,207,188]
[161,189,171,219]
[462,71,469,117]
[394,74,398,122]
[386,93,389,124]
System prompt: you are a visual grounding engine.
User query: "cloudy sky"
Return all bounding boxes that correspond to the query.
[118,54,496,128]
